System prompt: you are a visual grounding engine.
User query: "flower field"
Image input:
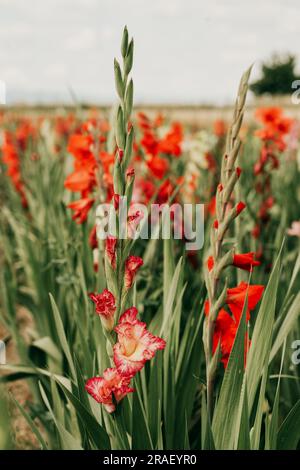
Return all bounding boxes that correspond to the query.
[0,27,300,451]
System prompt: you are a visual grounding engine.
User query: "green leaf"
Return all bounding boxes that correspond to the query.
[250,362,268,449]
[39,382,83,450]
[277,398,300,449]
[246,245,282,411]
[49,293,76,380]
[270,291,300,363]
[55,379,111,450]
[212,296,247,449]
[132,379,153,450]
[235,377,250,450]
[268,341,286,449]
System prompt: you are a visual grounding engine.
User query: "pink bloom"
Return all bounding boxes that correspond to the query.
[89,289,116,331]
[125,256,143,289]
[113,307,166,377]
[105,235,117,270]
[85,368,134,413]
[287,221,300,238]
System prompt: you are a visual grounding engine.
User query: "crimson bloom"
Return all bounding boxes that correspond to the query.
[113,307,166,377]
[67,197,94,224]
[125,256,143,289]
[85,368,134,413]
[89,289,116,331]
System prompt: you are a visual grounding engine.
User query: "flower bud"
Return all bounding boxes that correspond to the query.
[121,26,129,58]
[124,39,134,75]
[89,289,116,332]
[114,59,124,100]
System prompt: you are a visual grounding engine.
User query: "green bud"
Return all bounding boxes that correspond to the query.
[114,58,124,100]
[121,26,129,58]
[125,169,135,204]
[125,79,134,121]
[124,39,134,75]
[116,106,125,150]
[123,126,134,169]
[113,152,123,195]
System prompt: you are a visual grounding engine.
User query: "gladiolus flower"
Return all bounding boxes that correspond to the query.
[67,197,94,224]
[85,368,134,413]
[204,282,264,367]
[146,155,169,179]
[226,281,264,322]
[64,168,95,193]
[125,256,143,289]
[113,307,166,377]
[233,252,260,272]
[212,309,250,368]
[105,235,117,270]
[89,289,116,331]
[213,119,226,137]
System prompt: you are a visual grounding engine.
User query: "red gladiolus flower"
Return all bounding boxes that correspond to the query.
[157,122,183,157]
[146,155,169,179]
[212,309,250,368]
[113,307,166,377]
[125,256,143,289]
[64,168,95,193]
[67,197,94,224]
[233,252,260,272]
[85,368,134,413]
[89,289,116,331]
[105,235,117,270]
[1,132,28,207]
[207,196,216,216]
[204,282,264,367]
[213,119,227,137]
[226,282,264,322]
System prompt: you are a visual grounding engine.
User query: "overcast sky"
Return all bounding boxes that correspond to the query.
[0,0,299,104]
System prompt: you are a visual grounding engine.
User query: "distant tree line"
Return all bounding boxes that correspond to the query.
[250,54,300,96]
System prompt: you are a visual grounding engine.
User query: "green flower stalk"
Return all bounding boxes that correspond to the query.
[203,67,252,420]
[103,26,143,323]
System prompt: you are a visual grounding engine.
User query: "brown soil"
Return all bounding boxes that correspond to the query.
[0,309,43,450]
